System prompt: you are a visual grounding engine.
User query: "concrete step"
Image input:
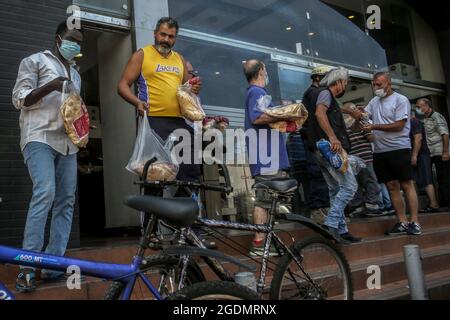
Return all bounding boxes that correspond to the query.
[355,269,450,300]
[3,212,450,300]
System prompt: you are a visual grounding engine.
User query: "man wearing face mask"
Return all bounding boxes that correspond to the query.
[309,67,361,244]
[12,22,84,292]
[362,72,421,236]
[243,60,290,256]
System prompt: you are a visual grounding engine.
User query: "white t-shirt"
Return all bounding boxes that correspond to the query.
[365,92,411,154]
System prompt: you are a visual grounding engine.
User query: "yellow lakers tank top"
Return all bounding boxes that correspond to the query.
[138,45,184,117]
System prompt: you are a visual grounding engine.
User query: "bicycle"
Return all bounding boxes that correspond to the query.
[112,158,353,300]
[0,195,259,301]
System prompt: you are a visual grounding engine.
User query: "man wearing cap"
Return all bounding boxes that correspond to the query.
[309,67,361,244]
[300,66,331,224]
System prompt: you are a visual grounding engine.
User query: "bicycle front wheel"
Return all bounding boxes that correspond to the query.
[167,281,260,300]
[104,255,205,300]
[270,236,353,300]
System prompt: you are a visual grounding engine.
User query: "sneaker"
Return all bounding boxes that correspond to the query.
[419,207,440,214]
[385,222,409,236]
[341,232,363,243]
[249,240,280,257]
[310,208,328,225]
[321,225,351,245]
[348,207,364,218]
[15,269,36,293]
[200,237,218,250]
[407,222,422,235]
[382,207,396,216]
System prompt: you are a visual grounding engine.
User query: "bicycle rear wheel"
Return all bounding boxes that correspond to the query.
[104,255,205,300]
[167,281,259,300]
[270,236,353,300]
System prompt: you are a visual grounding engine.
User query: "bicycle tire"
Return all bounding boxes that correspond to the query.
[167,281,260,300]
[270,236,353,300]
[104,255,205,300]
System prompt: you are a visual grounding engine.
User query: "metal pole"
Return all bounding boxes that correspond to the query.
[403,244,428,300]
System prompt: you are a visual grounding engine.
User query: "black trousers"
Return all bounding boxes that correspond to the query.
[432,156,450,207]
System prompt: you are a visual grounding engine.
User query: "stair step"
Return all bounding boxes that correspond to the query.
[354,269,450,300]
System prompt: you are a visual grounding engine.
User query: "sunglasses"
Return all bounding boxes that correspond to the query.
[188,70,199,76]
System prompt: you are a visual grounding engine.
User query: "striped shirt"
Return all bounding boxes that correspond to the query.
[347,129,373,164]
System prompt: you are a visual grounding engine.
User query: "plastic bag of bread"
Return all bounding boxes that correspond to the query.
[256,95,308,133]
[134,161,178,182]
[177,77,205,122]
[60,81,90,148]
[126,113,179,181]
[202,116,230,131]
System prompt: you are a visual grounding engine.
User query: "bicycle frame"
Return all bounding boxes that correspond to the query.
[0,245,163,301]
[180,196,330,296]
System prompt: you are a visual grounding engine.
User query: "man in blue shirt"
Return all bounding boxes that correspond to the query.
[243,60,290,256]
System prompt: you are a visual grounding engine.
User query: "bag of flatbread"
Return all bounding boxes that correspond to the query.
[60,81,90,148]
[177,77,205,122]
[202,116,230,131]
[256,95,308,133]
[126,112,179,182]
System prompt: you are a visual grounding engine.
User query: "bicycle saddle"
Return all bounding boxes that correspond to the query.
[252,178,298,193]
[125,195,199,227]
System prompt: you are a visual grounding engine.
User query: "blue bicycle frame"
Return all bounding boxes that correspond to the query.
[0,245,163,301]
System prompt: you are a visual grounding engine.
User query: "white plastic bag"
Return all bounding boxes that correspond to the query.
[126,114,179,181]
[348,155,367,176]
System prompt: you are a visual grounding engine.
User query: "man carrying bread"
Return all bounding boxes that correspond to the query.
[12,22,84,292]
[118,17,202,183]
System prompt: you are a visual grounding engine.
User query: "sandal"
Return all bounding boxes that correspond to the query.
[16,269,36,293]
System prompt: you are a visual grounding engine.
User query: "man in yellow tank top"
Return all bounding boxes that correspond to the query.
[118,17,202,183]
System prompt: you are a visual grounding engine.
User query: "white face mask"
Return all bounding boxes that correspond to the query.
[374,88,387,98]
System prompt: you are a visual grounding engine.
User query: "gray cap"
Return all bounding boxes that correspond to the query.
[320,67,349,87]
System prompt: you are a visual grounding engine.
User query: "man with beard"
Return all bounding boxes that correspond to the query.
[118,17,203,237]
[118,17,201,182]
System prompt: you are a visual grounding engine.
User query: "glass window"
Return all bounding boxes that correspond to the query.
[277,65,312,102]
[169,0,388,70]
[365,0,416,66]
[174,36,282,110]
[74,0,130,18]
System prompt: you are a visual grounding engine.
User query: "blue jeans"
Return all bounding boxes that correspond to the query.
[315,152,358,234]
[378,183,392,210]
[22,142,77,275]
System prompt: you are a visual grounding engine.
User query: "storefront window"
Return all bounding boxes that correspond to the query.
[73,0,130,18]
[169,0,388,71]
[277,65,312,102]
[175,36,281,110]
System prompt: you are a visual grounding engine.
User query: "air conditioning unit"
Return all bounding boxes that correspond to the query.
[389,63,421,81]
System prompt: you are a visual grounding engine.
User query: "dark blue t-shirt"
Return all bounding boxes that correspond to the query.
[410,118,430,156]
[244,85,290,177]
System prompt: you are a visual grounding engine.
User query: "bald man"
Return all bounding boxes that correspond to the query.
[243,60,290,256]
[362,72,421,236]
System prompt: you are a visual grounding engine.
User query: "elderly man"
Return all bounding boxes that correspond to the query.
[362,72,421,236]
[416,98,450,209]
[309,67,361,244]
[243,59,290,255]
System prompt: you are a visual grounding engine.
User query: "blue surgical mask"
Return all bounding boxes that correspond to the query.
[58,35,81,61]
